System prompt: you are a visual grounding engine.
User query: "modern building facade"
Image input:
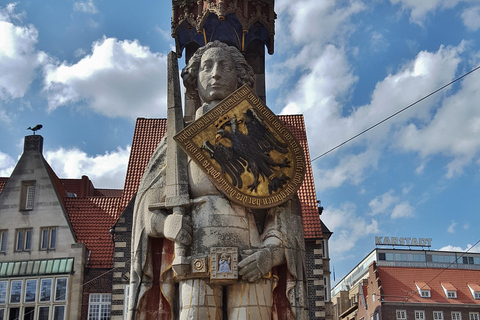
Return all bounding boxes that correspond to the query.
[332,247,480,320]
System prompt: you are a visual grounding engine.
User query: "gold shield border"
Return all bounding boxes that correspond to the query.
[174,85,306,209]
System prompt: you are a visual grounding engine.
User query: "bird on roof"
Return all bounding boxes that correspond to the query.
[27,124,43,134]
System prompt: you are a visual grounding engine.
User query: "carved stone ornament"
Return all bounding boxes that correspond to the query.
[210,247,238,284]
[174,85,306,209]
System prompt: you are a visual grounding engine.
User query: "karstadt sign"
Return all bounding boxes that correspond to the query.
[375,236,432,247]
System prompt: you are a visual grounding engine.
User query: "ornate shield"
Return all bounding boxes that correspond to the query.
[174,85,305,209]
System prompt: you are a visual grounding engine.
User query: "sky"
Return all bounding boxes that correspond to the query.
[1,0,480,286]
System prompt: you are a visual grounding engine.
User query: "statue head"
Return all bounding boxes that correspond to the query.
[182,41,255,106]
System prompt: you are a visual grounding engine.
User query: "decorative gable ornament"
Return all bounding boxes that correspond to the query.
[175,85,305,208]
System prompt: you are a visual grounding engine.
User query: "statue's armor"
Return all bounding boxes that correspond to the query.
[188,159,261,257]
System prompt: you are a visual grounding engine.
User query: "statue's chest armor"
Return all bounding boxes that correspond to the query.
[190,195,261,254]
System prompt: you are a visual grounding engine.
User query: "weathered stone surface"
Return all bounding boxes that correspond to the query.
[129,41,308,320]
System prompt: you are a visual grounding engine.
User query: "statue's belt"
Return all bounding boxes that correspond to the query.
[176,247,270,284]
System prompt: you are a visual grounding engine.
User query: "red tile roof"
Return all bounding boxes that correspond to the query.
[280,115,322,238]
[0,177,8,194]
[121,118,167,209]
[121,115,322,239]
[378,266,480,305]
[65,196,122,268]
[94,189,123,197]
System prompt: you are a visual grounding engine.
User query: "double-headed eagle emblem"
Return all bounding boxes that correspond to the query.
[175,85,305,209]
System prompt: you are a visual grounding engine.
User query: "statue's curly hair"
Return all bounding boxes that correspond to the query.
[181,41,255,94]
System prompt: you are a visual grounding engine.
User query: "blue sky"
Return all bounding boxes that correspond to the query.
[1,0,480,286]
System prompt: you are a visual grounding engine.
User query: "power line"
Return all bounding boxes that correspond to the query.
[310,64,480,163]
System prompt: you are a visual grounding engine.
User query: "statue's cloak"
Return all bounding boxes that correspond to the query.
[127,137,309,320]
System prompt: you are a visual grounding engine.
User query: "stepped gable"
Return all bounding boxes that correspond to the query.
[65,196,122,268]
[121,114,322,239]
[378,266,480,305]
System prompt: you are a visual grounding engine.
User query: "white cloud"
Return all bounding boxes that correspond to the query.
[43,37,168,119]
[0,151,15,176]
[369,190,398,216]
[389,0,461,25]
[314,149,380,192]
[277,0,365,46]
[45,146,130,189]
[391,201,415,219]
[396,48,480,178]
[322,202,379,255]
[73,0,98,14]
[461,6,480,31]
[447,220,457,233]
[73,48,87,58]
[0,4,47,100]
[439,243,480,253]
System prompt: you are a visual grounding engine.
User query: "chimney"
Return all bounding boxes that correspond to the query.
[24,135,44,154]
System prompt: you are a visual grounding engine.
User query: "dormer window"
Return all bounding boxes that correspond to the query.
[441,283,457,299]
[420,290,431,298]
[467,284,480,300]
[415,282,431,298]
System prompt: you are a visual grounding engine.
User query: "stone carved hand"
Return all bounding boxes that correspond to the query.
[163,212,192,246]
[238,248,273,282]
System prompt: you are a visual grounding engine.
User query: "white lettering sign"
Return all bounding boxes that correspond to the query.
[375,236,432,247]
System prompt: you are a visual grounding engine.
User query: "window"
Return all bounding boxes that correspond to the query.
[20,181,35,211]
[24,306,34,320]
[53,306,65,320]
[396,310,407,320]
[474,292,480,300]
[88,294,111,320]
[0,308,4,320]
[0,231,6,253]
[15,229,32,252]
[420,289,431,298]
[38,306,49,320]
[447,290,457,299]
[0,281,7,304]
[433,311,444,320]
[452,312,462,320]
[372,293,375,302]
[470,312,480,320]
[463,257,475,265]
[9,281,22,304]
[9,307,19,320]
[40,228,56,250]
[24,280,37,303]
[415,310,425,319]
[54,278,67,302]
[39,279,52,302]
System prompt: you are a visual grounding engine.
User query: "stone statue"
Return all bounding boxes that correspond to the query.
[128,41,308,320]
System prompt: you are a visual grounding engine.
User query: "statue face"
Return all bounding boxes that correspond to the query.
[197,47,237,104]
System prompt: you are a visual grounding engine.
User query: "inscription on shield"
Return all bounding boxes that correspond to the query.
[174,85,306,209]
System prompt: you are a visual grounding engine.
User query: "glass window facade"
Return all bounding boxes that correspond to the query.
[0,277,68,320]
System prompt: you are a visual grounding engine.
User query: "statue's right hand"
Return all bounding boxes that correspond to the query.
[164,213,192,246]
